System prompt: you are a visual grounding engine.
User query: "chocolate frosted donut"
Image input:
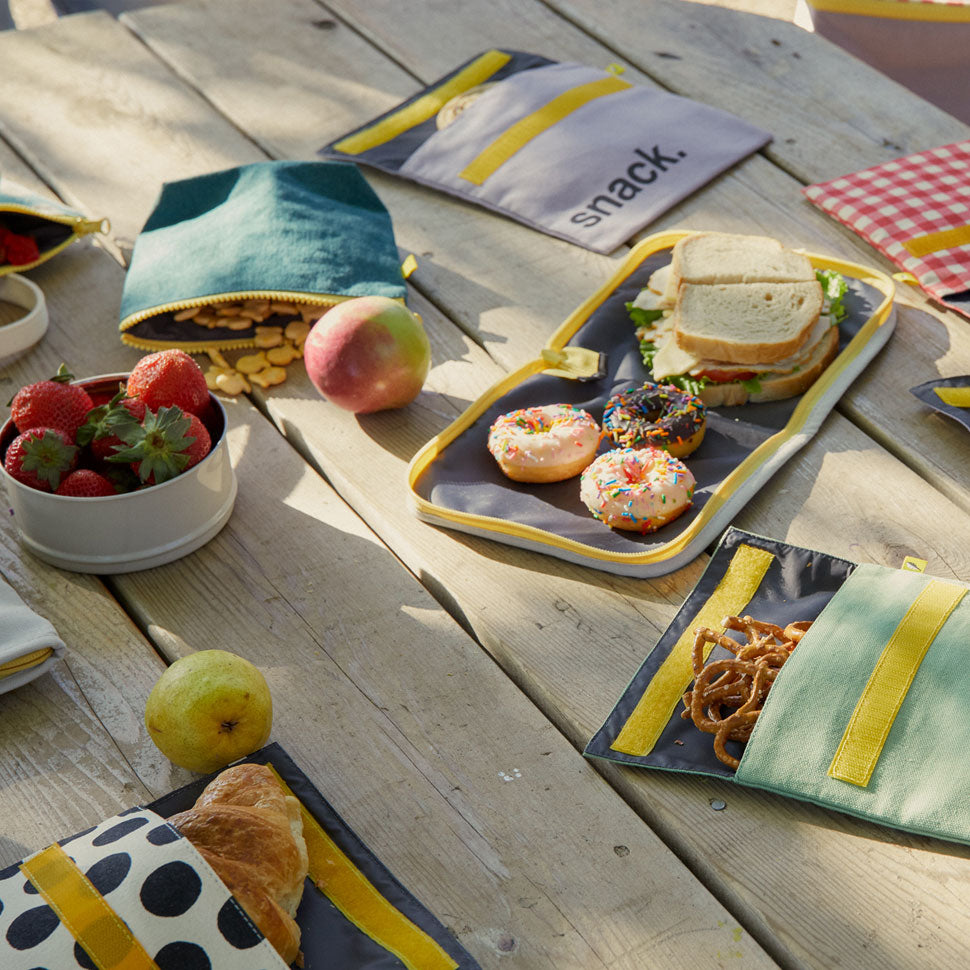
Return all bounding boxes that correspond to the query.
[602,382,706,458]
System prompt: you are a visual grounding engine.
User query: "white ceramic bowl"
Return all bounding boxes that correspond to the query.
[0,273,49,359]
[0,374,237,573]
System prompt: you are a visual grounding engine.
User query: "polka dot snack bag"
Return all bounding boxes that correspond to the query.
[0,807,287,970]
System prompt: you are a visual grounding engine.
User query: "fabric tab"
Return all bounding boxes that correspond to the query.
[20,843,159,970]
[610,543,774,756]
[829,579,966,786]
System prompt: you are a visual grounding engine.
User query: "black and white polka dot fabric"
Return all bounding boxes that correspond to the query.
[0,808,287,970]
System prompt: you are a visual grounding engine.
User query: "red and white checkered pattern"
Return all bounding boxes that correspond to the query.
[804,140,970,300]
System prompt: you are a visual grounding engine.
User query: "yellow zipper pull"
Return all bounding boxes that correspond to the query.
[74,215,110,236]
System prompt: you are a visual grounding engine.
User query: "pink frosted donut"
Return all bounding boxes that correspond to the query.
[487,404,602,483]
[580,446,696,533]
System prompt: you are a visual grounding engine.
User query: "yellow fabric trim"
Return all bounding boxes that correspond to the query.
[610,544,775,756]
[406,232,896,566]
[401,253,418,279]
[901,556,928,573]
[459,76,631,185]
[268,767,458,970]
[334,50,512,155]
[807,0,970,20]
[20,843,159,970]
[0,646,54,679]
[903,224,970,257]
[934,386,970,407]
[829,579,966,787]
[539,345,603,379]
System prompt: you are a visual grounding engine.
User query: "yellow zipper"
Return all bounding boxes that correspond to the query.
[119,289,401,353]
[0,205,108,276]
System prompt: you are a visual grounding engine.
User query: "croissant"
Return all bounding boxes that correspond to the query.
[169,762,309,965]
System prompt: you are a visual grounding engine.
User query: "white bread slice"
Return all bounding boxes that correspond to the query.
[672,280,824,365]
[650,312,833,382]
[696,325,839,407]
[662,232,815,301]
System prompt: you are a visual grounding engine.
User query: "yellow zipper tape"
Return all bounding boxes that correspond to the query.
[828,578,966,787]
[806,0,970,19]
[20,842,160,970]
[610,543,775,757]
[0,209,108,276]
[407,231,896,567]
[0,646,53,679]
[268,767,458,970]
[934,386,970,407]
[459,76,631,185]
[333,49,512,155]
[903,224,970,257]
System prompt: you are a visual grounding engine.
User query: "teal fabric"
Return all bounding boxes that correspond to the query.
[120,161,406,334]
[0,178,83,221]
[736,563,970,844]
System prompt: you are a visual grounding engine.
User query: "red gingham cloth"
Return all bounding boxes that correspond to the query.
[803,140,970,301]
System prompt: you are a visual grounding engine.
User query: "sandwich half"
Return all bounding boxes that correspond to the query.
[630,233,847,406]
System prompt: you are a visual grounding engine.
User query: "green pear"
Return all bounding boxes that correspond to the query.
[145,649,273,773]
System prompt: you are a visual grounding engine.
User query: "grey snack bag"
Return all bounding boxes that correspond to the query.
[321,50,771,253]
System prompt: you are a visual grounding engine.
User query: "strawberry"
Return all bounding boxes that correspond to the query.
[126,350,210,416]
[108,406,211,485]
[9,364,95,438]
[55,469,117,497]
[3,428,78,492]
[77,388,148,461]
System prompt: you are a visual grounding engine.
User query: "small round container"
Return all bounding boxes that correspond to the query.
[0,374,237,573]
[0,274,49,359]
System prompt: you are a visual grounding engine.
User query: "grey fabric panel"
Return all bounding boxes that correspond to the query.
[401,62,771,253]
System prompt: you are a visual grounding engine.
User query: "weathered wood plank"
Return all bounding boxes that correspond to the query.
[0,143,162,858]
[106,0,970,533]
[100,4,970,969]
[0,24,780,968]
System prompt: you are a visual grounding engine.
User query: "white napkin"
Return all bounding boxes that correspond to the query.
[0,578,65,693]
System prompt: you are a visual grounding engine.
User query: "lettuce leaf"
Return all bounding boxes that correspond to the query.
[625,300,665,329]
[816,269,848,324]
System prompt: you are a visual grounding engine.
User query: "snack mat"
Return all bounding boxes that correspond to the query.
[149,743,480,970]
[408,230,896,577]
[910,375,970,434]
[587,527,970,846]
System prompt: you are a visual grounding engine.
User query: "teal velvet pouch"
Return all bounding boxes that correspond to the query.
[0,175,106,275]
[119,160,407,352]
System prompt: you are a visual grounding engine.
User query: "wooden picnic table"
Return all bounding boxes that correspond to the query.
[1,1,970,967]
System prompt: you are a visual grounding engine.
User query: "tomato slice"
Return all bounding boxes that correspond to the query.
[696,368,757,383]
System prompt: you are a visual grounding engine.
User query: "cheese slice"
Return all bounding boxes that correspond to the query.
[649,313,835,380]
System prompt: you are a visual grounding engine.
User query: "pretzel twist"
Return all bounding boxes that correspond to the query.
[681,614,809,769]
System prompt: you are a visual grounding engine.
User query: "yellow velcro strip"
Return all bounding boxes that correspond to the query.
[459,76,631,185]
[610,544,775,757]
[20,843,159,970]
[829,579,966,787]
[903,224,970,257]
[268,767,458,970]
[934,385,970,407]
[0,646,53,679]
[333,50,511,155]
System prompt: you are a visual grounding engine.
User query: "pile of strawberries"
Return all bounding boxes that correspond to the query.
[3,350,214,497]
